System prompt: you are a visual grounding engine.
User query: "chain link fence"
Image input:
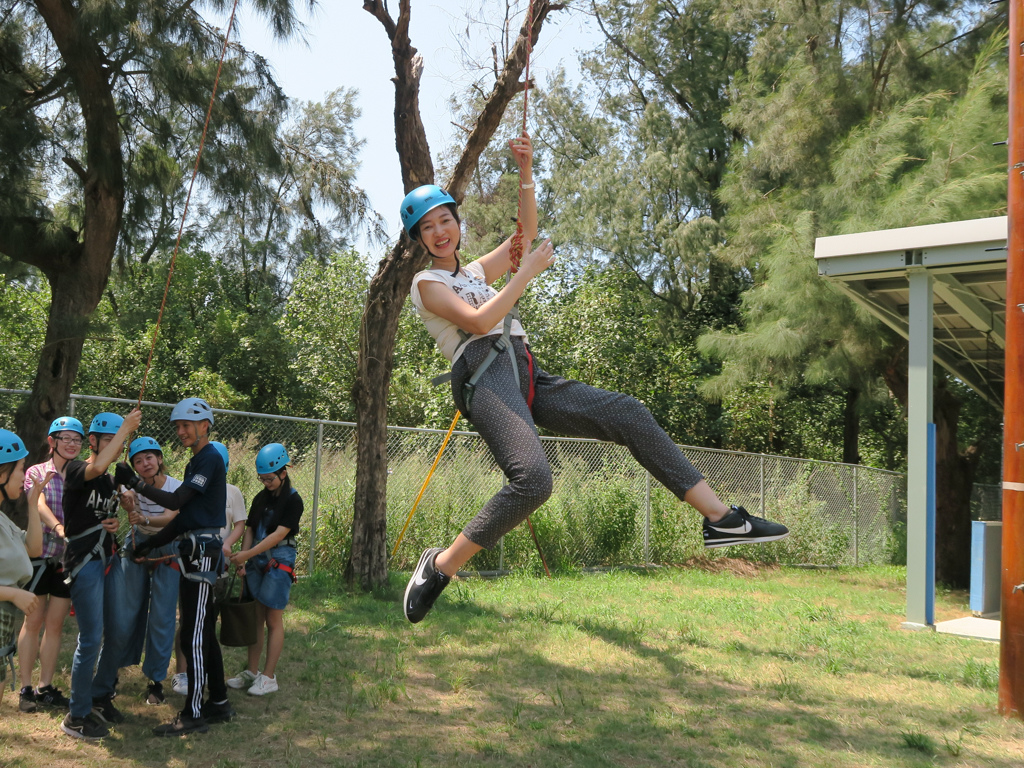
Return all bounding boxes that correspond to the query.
[1,388,908,575]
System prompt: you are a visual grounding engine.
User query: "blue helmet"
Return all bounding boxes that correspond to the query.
[256,443,289,475]
[400,184,457,233]
[128,436,162,461]
[211,441,229,471]
[89,413,123,435]
[0,429,29,464]
[170,397,214,425]
[48,416,84,437]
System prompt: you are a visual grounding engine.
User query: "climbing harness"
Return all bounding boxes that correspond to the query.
[264,557,297,584]
[63,524,116,585]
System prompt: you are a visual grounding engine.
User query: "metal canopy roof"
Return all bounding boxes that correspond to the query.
[815,216,1008,407]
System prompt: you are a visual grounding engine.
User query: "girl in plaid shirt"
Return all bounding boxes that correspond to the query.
[17,417,82,712]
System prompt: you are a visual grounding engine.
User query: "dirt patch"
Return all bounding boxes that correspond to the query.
[678,556,779,577]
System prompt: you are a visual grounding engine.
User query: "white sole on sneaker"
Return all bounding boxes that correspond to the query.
[704,532,791,548]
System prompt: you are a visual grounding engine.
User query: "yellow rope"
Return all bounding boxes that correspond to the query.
[390,410,462,558]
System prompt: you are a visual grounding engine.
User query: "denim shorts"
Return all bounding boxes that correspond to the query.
[245,546,295,610]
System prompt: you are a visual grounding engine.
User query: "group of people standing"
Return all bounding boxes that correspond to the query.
[0,397,304,740]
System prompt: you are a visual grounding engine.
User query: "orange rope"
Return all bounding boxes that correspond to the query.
[136,0,241,409]
[126,1,240,552]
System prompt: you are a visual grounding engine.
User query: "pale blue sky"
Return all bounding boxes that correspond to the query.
[221,2,600,251]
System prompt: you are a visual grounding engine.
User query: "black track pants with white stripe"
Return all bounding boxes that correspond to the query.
[451,337,706,550]
[178,553,226,718]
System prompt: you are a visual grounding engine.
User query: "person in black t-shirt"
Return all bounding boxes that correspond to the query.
[60,409,141,741]
[226,443,303,697]
[116,397,231,736]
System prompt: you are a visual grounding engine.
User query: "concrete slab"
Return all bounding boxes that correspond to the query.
[935,616,1001,642]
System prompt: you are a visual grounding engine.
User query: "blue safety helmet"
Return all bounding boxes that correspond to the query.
[0,429,29,464]
[48,416,84,437]
[170,397,214,426]
[89,412,123,435]
[400,184,457,234]
[256,443,289,475]
[211,441,230,471]
[129,436,162,461]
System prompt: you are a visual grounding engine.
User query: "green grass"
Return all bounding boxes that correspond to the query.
[1,564,1021,767]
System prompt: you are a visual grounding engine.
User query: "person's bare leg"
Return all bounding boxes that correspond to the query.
[262,608,285,679]
[434,534,483,577]
[17,598,46,689]
[683,480,731,522]
[38,597,70,687]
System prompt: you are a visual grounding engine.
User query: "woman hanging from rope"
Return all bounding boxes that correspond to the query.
[402,133,789,623]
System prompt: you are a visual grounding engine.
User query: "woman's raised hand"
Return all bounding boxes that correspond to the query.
[520,238,555,279]
[509,132,533,173]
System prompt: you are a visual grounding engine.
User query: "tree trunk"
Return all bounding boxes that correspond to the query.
[347,0,557,589]
[883,347,978,588]
[842,386,860,465]
[9,0,125,461]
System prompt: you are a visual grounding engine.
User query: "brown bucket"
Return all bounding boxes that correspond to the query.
[219,573,257,647]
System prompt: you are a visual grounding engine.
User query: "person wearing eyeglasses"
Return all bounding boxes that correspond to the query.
[225,443,303,696]
[16,417,83,714]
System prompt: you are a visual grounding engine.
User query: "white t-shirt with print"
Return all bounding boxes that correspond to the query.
[410,260,527,364]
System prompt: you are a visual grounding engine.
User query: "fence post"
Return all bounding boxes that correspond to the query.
[68,395,76,418]
[644,471,652,565]
[759,454,766,518]
[308,421,324,575]
[853,465,859,566]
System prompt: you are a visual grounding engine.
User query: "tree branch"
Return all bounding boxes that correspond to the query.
[447,0,559,202]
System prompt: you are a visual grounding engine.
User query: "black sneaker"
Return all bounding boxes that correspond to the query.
[35,684,70,709]
[91,695,125,724]
[153,713,209,737]
[19,686,37,712]
[200,699,236,724]
[61,712,109,740]
[703,505,790,549]
[404,547,451,624]
[146,681,165,705]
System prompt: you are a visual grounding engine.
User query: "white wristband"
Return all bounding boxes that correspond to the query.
[520,182,535,189]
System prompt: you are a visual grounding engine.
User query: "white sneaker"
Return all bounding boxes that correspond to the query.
[171,672,188,695]
[226,669,259,690]
[247,673,278,696]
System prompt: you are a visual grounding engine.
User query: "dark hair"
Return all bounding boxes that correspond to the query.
[273,471,293,498]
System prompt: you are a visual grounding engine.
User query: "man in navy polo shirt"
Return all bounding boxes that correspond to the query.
[116,397,232,736]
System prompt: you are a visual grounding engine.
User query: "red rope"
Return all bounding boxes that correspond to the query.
[136,0,241,410]
[127,1,240,552]
[507,0,537,274]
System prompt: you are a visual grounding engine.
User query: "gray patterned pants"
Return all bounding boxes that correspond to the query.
[451,336,705,549]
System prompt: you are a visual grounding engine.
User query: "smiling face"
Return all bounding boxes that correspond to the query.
[416,205,461,260]
[50,430,83,462]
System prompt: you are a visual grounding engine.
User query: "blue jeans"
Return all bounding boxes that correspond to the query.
[68,557,127,718]
[119,532,180,682]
